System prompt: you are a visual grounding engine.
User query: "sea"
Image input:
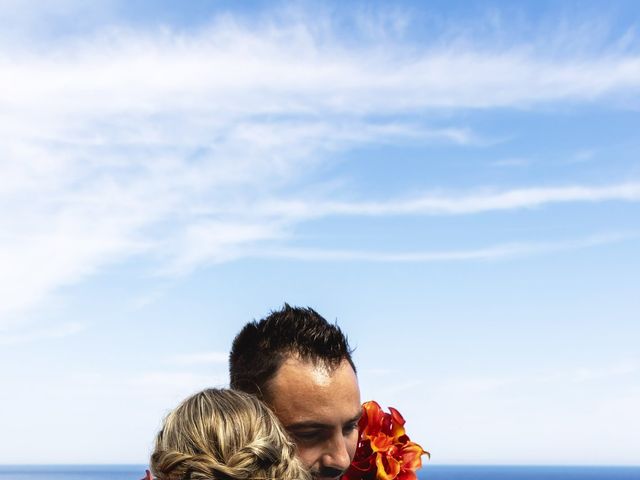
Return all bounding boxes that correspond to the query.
[0,466,638,480]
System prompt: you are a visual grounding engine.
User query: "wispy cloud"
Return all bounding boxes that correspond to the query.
[491,157,531,168]
[362,368,395,376]
[2,19,640,114]
[132,372,226,393]
[2,9,639,321]
[571,362,639,382]
[258,182,640,219]
[572,149,597,163]
[434,359,639,395]
[439,376,515,394]
[538,360,639,384]
[255,232,638,263]
[383,379,425,394]
[169,351,229,366]
[0,321,85,345]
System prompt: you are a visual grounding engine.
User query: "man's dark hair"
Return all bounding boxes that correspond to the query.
[229,304,355,398]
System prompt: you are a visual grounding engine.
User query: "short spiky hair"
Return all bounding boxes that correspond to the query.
[229,304,356,398]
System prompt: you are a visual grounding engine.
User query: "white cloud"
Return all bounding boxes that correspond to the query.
[362,368,394,376]
[0,321,85,345]
[163,221,287,275]
[572,149,597,163]
[450,357,638,384]
[2,20,640,114]
[439,359,639,395]
[133,371,226,393]
[169,351,229,366]
[572,362,638,382]
[2,11,639,323]
[491,157,531,168]
[0,368,228,463]
[255,232,637,263]
[259,183,640,218]
[438,376,514,394]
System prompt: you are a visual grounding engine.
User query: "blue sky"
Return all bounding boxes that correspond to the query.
[0,0,639,467]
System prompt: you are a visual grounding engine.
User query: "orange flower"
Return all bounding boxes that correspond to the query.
[342,401,429,480]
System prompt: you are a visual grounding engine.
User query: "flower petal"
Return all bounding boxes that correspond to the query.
[388,407,406,438]
[396,471,417,480]
[361,401,385,437]
[370,433,394,453]
[400,442,427,470]
[375,453,401,480]
[342,402,429,480]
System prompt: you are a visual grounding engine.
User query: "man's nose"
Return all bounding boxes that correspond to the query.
[320,433,352,474]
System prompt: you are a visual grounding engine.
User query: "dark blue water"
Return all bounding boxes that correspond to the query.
[0,466,143,480]
[423,466,640,479]
[0,466,638,480]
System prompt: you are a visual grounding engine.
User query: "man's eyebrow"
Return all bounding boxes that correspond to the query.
[286,421,332,430]
[286,412,362,430]
[347,411,363,424]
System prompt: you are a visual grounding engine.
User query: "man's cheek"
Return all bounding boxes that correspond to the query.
[295,445,318,471]
[346,433,358,460]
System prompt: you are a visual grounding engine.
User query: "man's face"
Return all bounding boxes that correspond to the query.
[265,357,361,480]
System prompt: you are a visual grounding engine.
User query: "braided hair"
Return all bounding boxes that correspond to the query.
[150,389,309,480]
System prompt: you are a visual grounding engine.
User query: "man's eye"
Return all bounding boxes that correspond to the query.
[344,422,358,434]
[292,431,322,442]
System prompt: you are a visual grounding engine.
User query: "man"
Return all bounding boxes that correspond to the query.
[229,305,362,480]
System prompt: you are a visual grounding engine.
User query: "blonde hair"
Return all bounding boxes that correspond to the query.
[151,388,310,480]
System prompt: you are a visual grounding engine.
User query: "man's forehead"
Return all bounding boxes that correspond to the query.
[279,351,342,371]
[280,356,335,381]
[265,356,361,424]
[268,356,355,390]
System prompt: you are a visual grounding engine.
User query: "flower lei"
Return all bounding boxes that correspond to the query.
[342,401,429,480]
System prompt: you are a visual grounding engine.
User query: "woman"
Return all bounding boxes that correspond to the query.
[148,388,310,480]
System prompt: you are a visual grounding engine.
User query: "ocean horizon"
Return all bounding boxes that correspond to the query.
[0,465,638,480]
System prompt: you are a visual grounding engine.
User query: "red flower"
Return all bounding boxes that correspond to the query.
[343,401,429,480]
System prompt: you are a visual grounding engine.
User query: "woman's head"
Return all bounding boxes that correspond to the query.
[151,388,309,480]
